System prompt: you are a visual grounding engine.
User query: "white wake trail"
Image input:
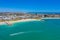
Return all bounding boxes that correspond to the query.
[10,31,43,36]
[10,32,25,36]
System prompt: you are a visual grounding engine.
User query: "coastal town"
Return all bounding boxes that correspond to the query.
[0,12,60,25]
[0,12,60,21]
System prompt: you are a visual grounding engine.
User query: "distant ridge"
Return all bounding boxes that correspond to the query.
[27,12,60,14]
[0,12,60,14]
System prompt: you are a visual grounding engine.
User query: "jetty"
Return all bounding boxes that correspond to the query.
[5,21,12,25]
[42,17,60,19]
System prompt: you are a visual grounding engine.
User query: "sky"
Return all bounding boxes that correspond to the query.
[0,0,60,12]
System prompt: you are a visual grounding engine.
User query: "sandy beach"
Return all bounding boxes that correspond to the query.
[0,19,40,25]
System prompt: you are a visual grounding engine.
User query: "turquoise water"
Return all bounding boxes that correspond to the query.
[0,19,60,40]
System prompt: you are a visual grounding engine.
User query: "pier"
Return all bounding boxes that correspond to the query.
[42,17,60,19]
[5,21,12,25]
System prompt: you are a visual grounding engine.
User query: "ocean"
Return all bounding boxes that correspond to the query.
[0,19,60,40]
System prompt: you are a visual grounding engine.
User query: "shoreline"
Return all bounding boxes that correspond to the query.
[0,18,60,25]
[0,19,40,25]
